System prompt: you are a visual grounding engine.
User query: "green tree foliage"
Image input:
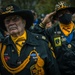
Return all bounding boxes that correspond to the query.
[35,0,62,15]
[35,0,75,15]
[1,0,39,9]
[0,0,75,16]
[69,0,75,7]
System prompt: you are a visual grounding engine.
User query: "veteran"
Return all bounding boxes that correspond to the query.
[31,1,75,75]
[0,4,60,75]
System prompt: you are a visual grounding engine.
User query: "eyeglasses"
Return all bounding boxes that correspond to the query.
[4,15,21,24]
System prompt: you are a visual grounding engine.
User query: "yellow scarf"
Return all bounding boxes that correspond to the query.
[11,31,27,56]
[60,22,74,36]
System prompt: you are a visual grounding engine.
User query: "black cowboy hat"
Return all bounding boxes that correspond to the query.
[53,1,75,20]
[0,4,34,31]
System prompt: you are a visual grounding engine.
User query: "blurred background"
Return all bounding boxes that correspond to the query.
[0,0,75,17]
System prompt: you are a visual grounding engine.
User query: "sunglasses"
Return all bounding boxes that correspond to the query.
[4,15,22,24]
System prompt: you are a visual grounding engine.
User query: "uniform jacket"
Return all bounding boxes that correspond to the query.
[0,30,60,75]
[45,24,75,75]
[31,23,75,75]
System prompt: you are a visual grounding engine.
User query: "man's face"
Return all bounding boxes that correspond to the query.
[4,15,25,36]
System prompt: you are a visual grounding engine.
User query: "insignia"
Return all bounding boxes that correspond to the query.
[61,37,66,42]
[30,53,37,57]
[54,31,57,34]
[30,64,44,75]
[4,53,10,62]
[67,44,71,48]
[55,1,67,11]
[54,37,61,46]
[61,35,64,38]
[39,23,45,28]
[4,56,10,62]
[30,64,37,75]
[4,53,8,55]
[33,47,36,49]
[36,36,38,38]
[61,35,66,42]
[17,61,21,65]
[2,6,14,14]
[30,50,45,75]
[57,31,61,34]
[12,49,14,52]
[30,53,37,61]
[6,6,14,11]
[42,36,46,40]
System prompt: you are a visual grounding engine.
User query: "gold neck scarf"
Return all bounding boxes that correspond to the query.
[59,22,74,36]
[11,31,27,56]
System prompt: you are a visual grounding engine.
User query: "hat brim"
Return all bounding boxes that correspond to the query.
[53,7,75,20]
[0,10,34,31]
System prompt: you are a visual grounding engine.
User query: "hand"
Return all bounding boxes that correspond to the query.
[42,11,56,24]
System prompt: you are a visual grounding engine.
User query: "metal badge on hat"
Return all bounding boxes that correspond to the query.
[2,6,14,14]
[55,1,67,11]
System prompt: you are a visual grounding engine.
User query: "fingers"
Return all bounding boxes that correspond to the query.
[42,11,56,24]
[48,11,56,18]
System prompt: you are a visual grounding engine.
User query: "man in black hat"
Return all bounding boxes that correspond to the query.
[0,4,60,75]
[33,1,75,75]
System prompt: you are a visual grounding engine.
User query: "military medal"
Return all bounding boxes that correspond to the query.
[12,49,14,53]
[67,44,71,48]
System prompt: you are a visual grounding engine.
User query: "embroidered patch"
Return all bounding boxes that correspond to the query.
[30,53,37,61]
[30,50,44,75]
[30,64,44,75]
[54,37,61,46]
[4,56,10,62]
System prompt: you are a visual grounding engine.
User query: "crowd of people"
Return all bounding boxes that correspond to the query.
[0,1,75,75]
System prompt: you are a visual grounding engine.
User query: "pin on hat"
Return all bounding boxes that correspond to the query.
[53,1,75,19]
